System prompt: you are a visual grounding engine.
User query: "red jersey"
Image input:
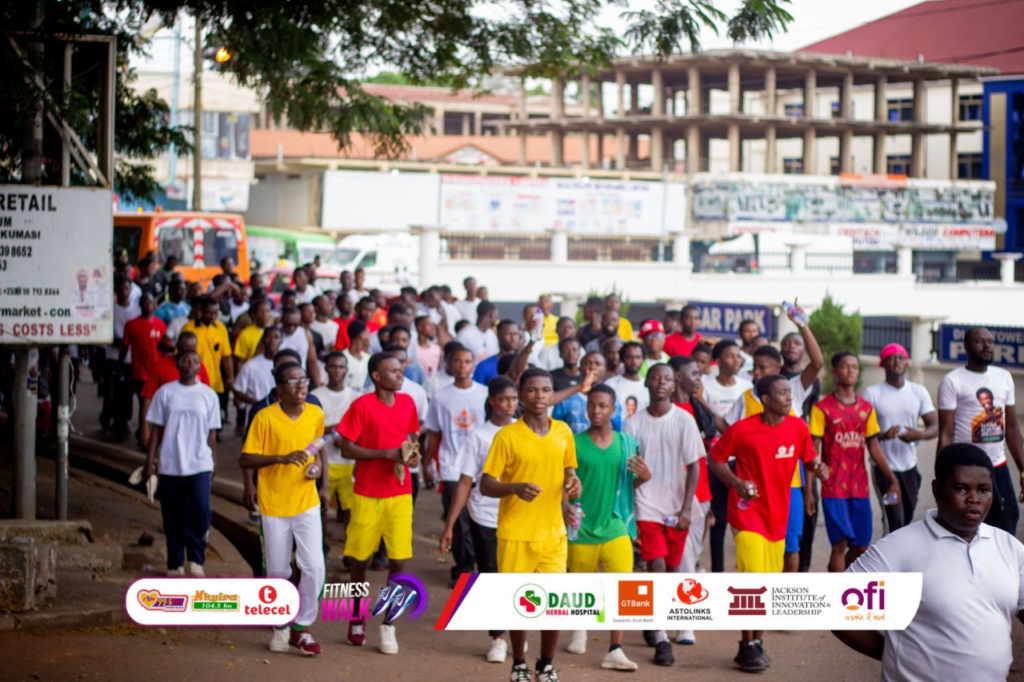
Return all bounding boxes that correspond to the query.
[664,332,703,358]
[809,394,880,500]
[141,355,211,399]
[710,414,816,541]
[123,317,166,382]
[676,401,712,503]
[337,392,420,498]
[333,315,354,350]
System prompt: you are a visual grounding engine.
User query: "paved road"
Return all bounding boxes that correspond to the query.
[6,376,1016,681]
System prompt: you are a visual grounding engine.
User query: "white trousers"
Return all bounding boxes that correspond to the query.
[679,500,711,573]
[261,506,325,628]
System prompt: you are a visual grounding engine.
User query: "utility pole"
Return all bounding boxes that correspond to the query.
[192,15,203,210]
[168,16,182,189]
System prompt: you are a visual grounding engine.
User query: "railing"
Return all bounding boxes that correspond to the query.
[862,317,913,356]
[805,252,854,274]
[568,235,671,262]
[442,232,552,261]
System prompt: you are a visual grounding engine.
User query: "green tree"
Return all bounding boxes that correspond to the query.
[1,0,793,200]
[807,294,863,392]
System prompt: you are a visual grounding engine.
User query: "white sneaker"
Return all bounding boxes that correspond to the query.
[487,636,508,663]
[565,630,587,654]
[601,647,639,671]
[166,566,185,576]
[379,624,399,655]
[675,629,696,645]
[268,628,290,653]
[188,562,205,577]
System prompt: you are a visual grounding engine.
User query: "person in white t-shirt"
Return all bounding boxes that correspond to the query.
[454,277,480,326]
[536,317,575,372]
[234,328,281,425]
[309,295,340,353]
[143,350,222,576]
[102,275,142,439]
[937,326,1024,535]
[623,363,705,667]
[343,320,371,393]
[292,267,322,304]
[702,339,753,430]
[603,341,650,418]
[424,341,462,401]
[424,347,489,583]
[863,343,938,533]
[439,375,518,664]
[311,351,359,527]
[455,300,499,361]
[835,443,1024,682]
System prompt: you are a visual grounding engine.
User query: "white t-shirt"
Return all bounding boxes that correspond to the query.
[165,314,190,344]
[422,301,462,338]
[455,420,503,528]
[343,349,369,392]
[234,355,276,405]
[724,375,810,426]
[455,325,499,361]
[603,375,650,417]
[146,381,222,476]
[424,370,456,402]
[863,380,936,472]
[701,376,753,418]
[849,510,1024,682]
[294,285,322,304]
[107,301,141,360]
[455,299,479,325]
[311,385,357,465]
[535,343,564,372]
[938,366,1016,467]
[281,329,310,369]
[425,382,489,481]
[399,378,429,425]
[310,319,340,351]
[624,405,704,523]
[228,300,249,325]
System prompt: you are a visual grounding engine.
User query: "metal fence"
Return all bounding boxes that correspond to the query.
[862,317,913,356]
[442,233,552,261]
[568,235,671,262]
[805,252,854,273]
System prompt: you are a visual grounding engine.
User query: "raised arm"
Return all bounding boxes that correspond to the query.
[797,320,823,391]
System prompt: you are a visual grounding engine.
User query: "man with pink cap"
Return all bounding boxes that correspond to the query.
[862,343,938,532]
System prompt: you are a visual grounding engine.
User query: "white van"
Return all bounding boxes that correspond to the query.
[326,233,421,291]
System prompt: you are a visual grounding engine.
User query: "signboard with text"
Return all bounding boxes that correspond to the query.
[688,301,774,340]
[938,324,1024,369]
[0,185,113,344]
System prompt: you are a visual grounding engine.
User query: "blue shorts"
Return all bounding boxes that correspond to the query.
[822,497,873,548]
[785,486,803,553]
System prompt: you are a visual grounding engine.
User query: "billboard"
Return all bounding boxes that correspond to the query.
[687,300,775,340]
[0,186,113,344]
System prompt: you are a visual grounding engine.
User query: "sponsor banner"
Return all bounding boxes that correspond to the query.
[898,223,995,251]
[126,578,300,626]
[0,186,113,344]
[687,301,774,340]
[939,324,1024,369]
[435,573,920,631]
[725,221,899,251]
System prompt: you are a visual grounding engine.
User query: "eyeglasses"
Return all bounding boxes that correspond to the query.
[281,378,310,387]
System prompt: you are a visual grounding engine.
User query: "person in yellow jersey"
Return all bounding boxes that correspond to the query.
[722,303,823,574]
[233,298,274,370]
[240,362,328,656]
[604,293,634,341]
[538,294,559,346]
[481,368,582,682]
[182,295,235,425]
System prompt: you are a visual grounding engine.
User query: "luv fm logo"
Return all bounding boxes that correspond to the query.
[371,573,428,624]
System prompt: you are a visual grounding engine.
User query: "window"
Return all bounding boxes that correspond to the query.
[113,225,142,262]
[887,154,911,175]
[830,156,840,175]
[830,101,853,118]
[958,94,982,122]
[357,251,378,269]
[159,228,195,265]
[157,227,238,267]
[783,157,803,174]
[784,102,803,118]
[203,228,239,268]
[957,154,983,179]
[887,98,913,122]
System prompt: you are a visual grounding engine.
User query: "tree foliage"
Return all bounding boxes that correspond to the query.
[0,0,793,200]
[808,294,863,392]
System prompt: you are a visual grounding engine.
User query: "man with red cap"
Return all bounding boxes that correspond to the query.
[638,320,669,379]
[863,343,938,532]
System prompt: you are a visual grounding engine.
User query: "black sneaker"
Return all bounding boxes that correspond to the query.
[754,639,772,667]
[734,640,767,672]
[642,630,658,647]
[653,641,675,666]
[509,663,532,682]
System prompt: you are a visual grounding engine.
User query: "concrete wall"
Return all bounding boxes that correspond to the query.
[243,174,318,227]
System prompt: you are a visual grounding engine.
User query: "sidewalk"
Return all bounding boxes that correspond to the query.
[0,456,251,632]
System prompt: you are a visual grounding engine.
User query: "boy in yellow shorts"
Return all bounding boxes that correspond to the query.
[335,353,421,655]
[481,368,581,682]
[710,374,829,673]
[564,385,651,671]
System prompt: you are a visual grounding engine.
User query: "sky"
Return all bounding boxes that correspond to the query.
[131,0,928,76]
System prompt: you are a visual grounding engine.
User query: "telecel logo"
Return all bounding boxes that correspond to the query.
[514,584,548,618]
[842,580,885,611]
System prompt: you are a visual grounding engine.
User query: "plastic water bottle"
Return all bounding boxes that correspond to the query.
[737,482,757,511]
[302,435,331,479]
[663,515,678,528]
[782,301,809,327]
[531,309,545,342]
[567,502,583,541]
[883,491,899,506]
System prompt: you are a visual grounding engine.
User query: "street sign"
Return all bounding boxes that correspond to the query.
[0,185,113,344]
[938,324,1024,369]
[688,300,774,340]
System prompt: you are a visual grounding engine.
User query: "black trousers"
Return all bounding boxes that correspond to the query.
[469,519,503,638]
[708,462,731,573]
[441,480,476,584]
[872,465,922,535]
[985,464,1020,536]
[99,360,133,431]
